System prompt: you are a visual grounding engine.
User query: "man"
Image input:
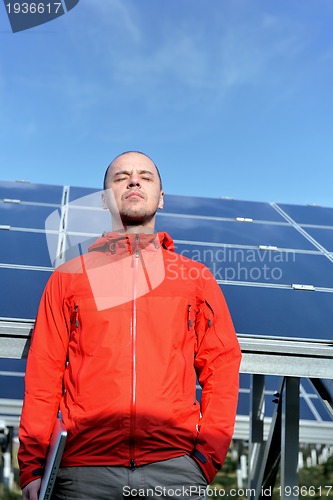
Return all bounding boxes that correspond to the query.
[19,151,242,499]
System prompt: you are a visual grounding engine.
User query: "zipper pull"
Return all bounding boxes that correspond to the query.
[135,234,140,257]
[131,234,140,266]
[75,305,79,328]
[187,304,193,330]
[130,459,136,470]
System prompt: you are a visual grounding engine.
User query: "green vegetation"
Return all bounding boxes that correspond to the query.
[0,487,21,500]
[210,451,333,500]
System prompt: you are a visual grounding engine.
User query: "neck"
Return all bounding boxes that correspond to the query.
[112,220,156,235]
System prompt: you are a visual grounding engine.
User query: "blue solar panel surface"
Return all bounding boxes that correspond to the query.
[278,203,333,226]
[1,180,332,426]
[0,203,60,229]
[224,286,333,340]
[303,227,333,252]
[174,243,333,288]
[0,181,63,204]
[68,186,101,203]
[157,195,286,222]
[0,231,53,267]
[156,216,319,250]
[0,268,51,319]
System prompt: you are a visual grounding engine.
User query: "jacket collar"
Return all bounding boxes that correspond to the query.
[88,231,174,255]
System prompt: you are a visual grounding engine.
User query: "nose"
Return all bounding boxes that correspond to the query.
[127,173,141,188]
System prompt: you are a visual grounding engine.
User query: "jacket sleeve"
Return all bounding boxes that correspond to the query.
[192,267,242,484]
[18,270,71,489]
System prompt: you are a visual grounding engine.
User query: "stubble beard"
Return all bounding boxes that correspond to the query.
[119,206,156,226]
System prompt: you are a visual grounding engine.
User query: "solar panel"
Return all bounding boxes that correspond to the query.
[0,203,60,230]
[156,216,319,250]
[173,243,333,288]
[66,207,110,233]
[302,227,333,252]
[68,186,101,203]
[224,286,333,341]
[0,231,53,267]
[0,268,51,319]
[0,181,63,204]
[0,373,24,399]
[160,195,286,222]
[277,203,333,226]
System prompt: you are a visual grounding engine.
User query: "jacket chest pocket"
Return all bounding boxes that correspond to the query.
[69,299,114,358]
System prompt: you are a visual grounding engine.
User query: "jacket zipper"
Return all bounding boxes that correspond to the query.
[129,234,140,469]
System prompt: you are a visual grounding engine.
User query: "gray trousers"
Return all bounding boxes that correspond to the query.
[52,455,208,499]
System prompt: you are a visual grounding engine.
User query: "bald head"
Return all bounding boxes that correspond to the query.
[103,151,162,191]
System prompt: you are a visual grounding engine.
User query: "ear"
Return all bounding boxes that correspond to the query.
[101,191,108,210]
[158,190,164,210]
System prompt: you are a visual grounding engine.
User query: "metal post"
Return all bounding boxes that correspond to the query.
[248,377,285,500]
[280,377,300,500]
[248,374,265,499]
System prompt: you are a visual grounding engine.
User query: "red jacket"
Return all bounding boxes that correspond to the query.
[18,232,241,488]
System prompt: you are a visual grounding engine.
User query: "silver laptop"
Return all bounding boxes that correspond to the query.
[39,414,67,500]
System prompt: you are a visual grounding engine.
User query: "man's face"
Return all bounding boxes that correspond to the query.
[103,152,164,230]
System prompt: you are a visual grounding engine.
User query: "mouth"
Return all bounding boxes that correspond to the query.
[126,191,144,199]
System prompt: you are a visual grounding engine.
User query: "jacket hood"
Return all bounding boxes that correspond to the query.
[88,231,175,255]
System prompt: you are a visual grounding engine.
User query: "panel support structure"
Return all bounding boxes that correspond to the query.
[281,377,300,499]
[248,374,265,496]
[1,322,333,380]
[248,377,284,500]
[248,376,301,500]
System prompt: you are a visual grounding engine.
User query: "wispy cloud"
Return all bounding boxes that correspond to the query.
[72,0,141,45]
[27,0,312,118]
[93,8,310,111]
[0,0,318,134]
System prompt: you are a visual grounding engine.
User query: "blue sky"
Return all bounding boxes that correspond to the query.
[1,0,333,206]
